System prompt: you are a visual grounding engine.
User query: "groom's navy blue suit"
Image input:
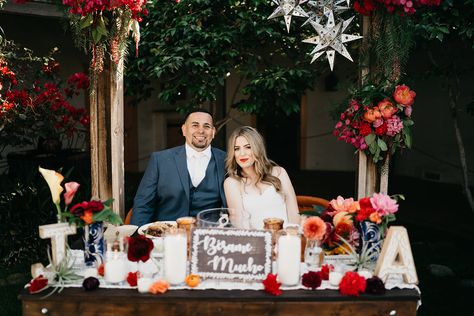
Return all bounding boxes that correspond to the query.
[130,145,227,226]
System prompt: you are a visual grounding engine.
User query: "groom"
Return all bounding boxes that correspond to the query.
[130,109,227,226]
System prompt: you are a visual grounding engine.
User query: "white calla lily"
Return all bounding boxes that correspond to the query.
[39,166,64,211]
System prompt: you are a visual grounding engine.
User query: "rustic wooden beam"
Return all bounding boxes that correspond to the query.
[110,59,125,218]
[357,15,389,198]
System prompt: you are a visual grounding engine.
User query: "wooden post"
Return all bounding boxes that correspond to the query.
[356,15,389,198]
[90,57,125,218]
[110,58,125,219]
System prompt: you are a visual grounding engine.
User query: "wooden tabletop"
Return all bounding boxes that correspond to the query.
[20,287,420,316]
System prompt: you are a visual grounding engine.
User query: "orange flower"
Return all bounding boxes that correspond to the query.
[149,280,169,294]
[80,210,94,225]
[369,212,382,224]
[377,99,397,119]
[303,216,326,241]
[363,107,381,123]
[393,85,416,106]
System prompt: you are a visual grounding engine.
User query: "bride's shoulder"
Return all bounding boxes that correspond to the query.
[224,176,240,187]
[271,166,287,177]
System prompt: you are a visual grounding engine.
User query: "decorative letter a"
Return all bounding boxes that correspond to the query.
[374,226,418,284]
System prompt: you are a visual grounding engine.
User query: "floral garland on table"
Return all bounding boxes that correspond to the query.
[62,0,148,81]
[333,83,415,164]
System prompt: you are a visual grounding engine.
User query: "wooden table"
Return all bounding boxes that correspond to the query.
[20,287,419,316]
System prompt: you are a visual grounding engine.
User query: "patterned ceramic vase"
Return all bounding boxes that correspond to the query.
[83,221,105,267]
[359,221,383,262]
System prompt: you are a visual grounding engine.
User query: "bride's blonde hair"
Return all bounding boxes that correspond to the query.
[225,126,281,192]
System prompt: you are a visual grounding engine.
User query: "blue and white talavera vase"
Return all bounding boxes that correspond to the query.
[83,221,105,267]
[359,221,383,262]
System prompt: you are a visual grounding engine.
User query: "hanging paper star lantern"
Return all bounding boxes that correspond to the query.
[267,0,309,33]
[302,0,350,27]
[302,16,362,71]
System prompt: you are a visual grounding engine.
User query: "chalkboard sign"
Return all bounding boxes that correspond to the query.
[190,228,272,281]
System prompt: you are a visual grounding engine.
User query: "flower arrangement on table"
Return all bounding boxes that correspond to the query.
[333,83,416,163]
[353,0,441,16]
[62,0,148,78]
[38,166,122,226]
[0,43,90,155]
[319,193,401,261]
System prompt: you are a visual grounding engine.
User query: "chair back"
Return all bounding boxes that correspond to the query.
[296,195,329,213]
[124,208,133,225]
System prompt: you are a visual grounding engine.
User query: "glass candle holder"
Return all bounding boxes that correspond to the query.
[275,228,301,286]
[163,228,187,285]
[176,217,197,258]
[104,233,128,284]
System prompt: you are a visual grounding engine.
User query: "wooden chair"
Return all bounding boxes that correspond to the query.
[296,195,330,213]
[124,208,133,225]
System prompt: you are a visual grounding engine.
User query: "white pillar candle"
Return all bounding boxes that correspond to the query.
[329,271,343,286]
[105,253,127,284]
[276,234,301,286]
[163,230,187,285]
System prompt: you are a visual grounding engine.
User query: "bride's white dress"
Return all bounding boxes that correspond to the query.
[242,185,288,229]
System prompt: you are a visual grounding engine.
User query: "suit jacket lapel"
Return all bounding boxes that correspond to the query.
[174,146,190,200]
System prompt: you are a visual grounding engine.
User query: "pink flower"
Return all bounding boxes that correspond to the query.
[393,85,416,106]
[370,193,399,216]
[64,182,80,206]
[386,116,403,136]
[329,196,360,213]
[404,106,412,117]
[303,216,326,241]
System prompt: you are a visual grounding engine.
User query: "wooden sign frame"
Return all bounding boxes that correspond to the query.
[190,228,272,281]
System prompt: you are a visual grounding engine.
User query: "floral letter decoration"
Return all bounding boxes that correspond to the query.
[333,83,415,163]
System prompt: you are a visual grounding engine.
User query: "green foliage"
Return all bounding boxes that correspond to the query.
[367,11,415,83]
[125,0,324,115]
[413,0,474,45]
[0,175,51,269]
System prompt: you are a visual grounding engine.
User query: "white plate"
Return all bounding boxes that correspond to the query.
[104,225,138,242]
[137,221,177,238]
[138,221,177,256]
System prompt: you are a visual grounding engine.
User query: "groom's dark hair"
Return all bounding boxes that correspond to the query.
[184,108,214,123]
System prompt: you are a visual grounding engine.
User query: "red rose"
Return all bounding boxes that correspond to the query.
[127,271,138,287]
[319,264,334,281]
[28,275,48,294]
[262,273,282,296]
[302,271,322,290]
[127,235,154,262]
[70,200,104,217]
[339,271,366,296]
[356,197,375,222]
[375,123,387,136]
[359,122,372,136]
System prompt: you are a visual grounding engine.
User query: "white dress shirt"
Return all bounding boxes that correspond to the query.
[185,144,211,187]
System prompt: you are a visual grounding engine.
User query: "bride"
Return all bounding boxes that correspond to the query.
[224,126,300,229]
